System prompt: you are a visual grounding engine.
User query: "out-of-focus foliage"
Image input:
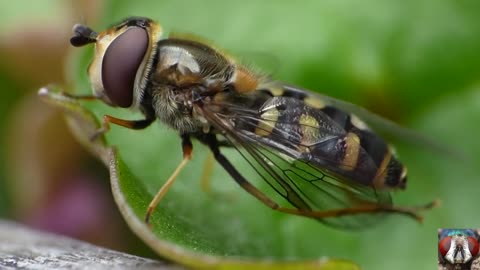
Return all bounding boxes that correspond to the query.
[0,0,68,217]
[2,1,480,270]
[0,69,19,215]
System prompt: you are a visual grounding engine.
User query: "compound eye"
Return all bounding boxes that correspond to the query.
[102,27,148,107]
[439,236,451,257]
[468,236,479,257]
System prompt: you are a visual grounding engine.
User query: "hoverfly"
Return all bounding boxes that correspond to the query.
[67,16,436,229]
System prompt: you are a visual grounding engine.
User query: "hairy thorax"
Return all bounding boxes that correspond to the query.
[151,84,206,134]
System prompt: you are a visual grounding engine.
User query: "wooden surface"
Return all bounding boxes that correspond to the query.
[0,220,182,270]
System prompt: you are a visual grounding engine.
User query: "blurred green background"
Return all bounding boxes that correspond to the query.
[1,0,480,269]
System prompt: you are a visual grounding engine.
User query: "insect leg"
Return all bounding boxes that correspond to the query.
[60,92,99,100]
[90,115,155,140]
[204,134,437,222]
[204,134,282,209]
[144,135,193,226]
[200,152,215,193]
[55,91,155,139]
[197,135,233,193]
[275,201,438,222]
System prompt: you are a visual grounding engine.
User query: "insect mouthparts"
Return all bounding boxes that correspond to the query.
[70,24,98,47]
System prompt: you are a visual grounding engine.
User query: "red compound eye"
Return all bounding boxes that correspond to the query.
[439,236,452,257]
[468,237,479,257]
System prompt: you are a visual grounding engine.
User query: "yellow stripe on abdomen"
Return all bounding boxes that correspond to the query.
[255,108,280,137]
[340,132,361,171]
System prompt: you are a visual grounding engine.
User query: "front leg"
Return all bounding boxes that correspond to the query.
[145,134,193,225]
[90,115,155,141]
[50,89,155,140]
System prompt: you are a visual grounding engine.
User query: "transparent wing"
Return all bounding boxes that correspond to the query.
[201,100,392,229]
[234,135,392,229]
[205,91,387,185]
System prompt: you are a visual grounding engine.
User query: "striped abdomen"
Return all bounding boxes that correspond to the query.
[230,88,407,191]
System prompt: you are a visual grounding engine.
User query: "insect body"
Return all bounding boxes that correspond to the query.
[68,17,435,228]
